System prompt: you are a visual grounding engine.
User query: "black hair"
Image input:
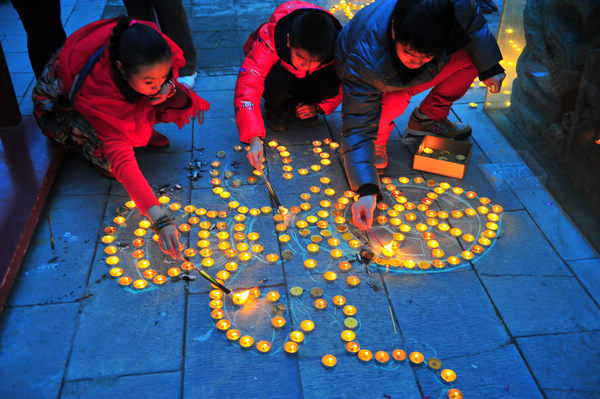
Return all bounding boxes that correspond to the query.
[109,15,172,98]
[391,0,456,56]
[288,10,339,63]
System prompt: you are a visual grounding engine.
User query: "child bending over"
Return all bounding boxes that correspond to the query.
[234,1,342,169]
[33,15,209,259]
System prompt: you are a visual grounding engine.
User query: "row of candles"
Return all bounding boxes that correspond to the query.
[209,284,461,396]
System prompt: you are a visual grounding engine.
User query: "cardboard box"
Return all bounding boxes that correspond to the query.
[412,135,473,179]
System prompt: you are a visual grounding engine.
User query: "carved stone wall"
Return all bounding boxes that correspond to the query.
[508,0,600,213]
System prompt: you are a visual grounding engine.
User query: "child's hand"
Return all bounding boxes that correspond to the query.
[482,72,506,94]
[351,194,377,230]
[295,103,320,119]
[247,136,264,170]
[158,224,182,260]
[149,80,176,105]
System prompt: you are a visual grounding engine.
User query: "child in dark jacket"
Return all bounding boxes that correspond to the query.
[335,0,505,229]
[32,15,209,259]
[234,1,342,170]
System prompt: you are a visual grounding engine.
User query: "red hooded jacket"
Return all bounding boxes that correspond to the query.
[234,1,342,143]
[57,18,209,214]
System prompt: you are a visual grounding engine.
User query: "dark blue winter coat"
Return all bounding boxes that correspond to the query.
[335,0,503,194]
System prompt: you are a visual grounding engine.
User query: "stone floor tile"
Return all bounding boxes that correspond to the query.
[183,293,303,398]
[62,371,182,399]
[517,331,600,397]
[51,155,112,196]
[511,188,598,261]
[196,47,242,69]
[568,258,600,304]
[195,30,246,49]
[386,270,510,357]
[416,343,544,399]
[474,210,574,276]
[151,122,194,154]
[6,194,107,307]
[201,90,235,119]
[0,303,79,399]
[66,275,185,379]
[193,116,241,151]
[298,355,421,399]
[195,73,237,92]
[481,274,600,336]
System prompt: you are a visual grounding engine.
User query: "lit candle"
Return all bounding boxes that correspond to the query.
[109,267,123,277]
[153,275,167,285]
[290,331,305,343]
[322,354,337,367]
[392,349,407,361]
[314,299,328,310]
[300,320,315,332]
[333,295,346,306]
[216,319,231,330]
[346,341,360,354]
[118,276,132,286]
[106,256,120,265]
[226,329,241,341]
[324,271,337,281]
[211,309,224,320]
[143,269,157,279]
[447,389,463,399]
[343,305,357,316]
[358,349,373,362]
[441,369,457,383]
[347,276,360,287]
[284,341,299,354]
[375,351,390,364]
[133,279,147,289]
[239,336,254,348]
[340,330,356,342]
[409,351,424,365]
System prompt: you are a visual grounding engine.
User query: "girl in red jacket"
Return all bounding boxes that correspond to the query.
[234,1,342,169]
[32,16,209,260]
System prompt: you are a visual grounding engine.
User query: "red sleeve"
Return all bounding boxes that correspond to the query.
[234,28,280,143]
[317,84,342,115]
[102,138,160,214]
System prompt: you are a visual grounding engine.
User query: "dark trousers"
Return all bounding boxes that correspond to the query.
[10,0,66,78]
[263,63,339,115]
[122,0,197,76]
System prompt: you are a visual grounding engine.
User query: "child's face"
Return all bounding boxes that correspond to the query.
[125,59,172,96]
[395,42,434,69]
[289,47,321,72]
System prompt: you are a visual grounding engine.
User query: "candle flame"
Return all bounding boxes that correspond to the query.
[232,290,250,305]
[382,241,395,257]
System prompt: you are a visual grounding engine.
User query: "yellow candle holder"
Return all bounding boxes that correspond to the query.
[447,389,463,399]
[324,271,337,281]
[392,349,407,361]
[347,276,360,287]
[314,299,328,310]
[109,267,123,277]
[104,226,117,235]
[441,369,457,383]
[290,331,305,343]
[118,276,132,286]
[409,351,424,365]
[239,336,254,348]
[333,295,346,306]
[338,261,351,272]
[300,320,315,332]
[272,316,286,328]
[226,329,241,341]
[133,279,147,290]
[343,305,357,316]
[143,269,157,279]
[284,341,299,354]
[256,340,271,353]
[358,349,373,362]
[211,309,225,320]
[375,351,390,364]
[322,354,337,367]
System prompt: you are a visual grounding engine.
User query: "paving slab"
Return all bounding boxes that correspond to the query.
[386,270,511,358]
[481,274,600,336]
[510,187,598,261]
[416,343,544,398]
[6,194,106,307]
[66,272,186,380]
[568,258,600,304]
[50,155,112,196]
[184,293,303,398]
[474,210,574,276]
[0,302,79,399]
[517,331,600,398]
[62,371,182,399]
[201,90,235,119]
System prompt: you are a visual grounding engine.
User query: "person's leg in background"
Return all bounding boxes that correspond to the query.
[9,0,66,78]
[374,89,411,170]
[150,0,197,86]
[263,63,297,131]
[406,48,478,139]
[122,0,197,86]
[293,64,339,127]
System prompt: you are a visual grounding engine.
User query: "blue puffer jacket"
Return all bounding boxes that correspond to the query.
[335,0,503,194]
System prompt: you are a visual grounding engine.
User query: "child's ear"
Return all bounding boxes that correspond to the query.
[116,60,126,76]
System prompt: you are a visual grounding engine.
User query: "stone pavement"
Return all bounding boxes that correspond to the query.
[1,0,600,398]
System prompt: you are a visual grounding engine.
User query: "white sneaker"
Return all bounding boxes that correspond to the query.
[177,71,197,89]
